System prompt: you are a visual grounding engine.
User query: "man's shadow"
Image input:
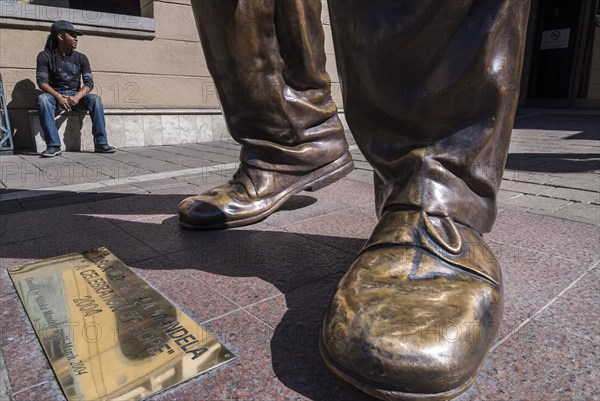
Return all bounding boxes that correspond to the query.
[6,79,42,151]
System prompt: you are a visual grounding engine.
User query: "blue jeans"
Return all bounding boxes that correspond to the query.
[37,90,108,147]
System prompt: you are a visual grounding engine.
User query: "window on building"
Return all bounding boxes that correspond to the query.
[0,0,154,38]
[68,0,141,17]
[16,0,142,17]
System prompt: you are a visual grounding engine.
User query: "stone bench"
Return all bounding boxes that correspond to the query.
[28,108,229,152]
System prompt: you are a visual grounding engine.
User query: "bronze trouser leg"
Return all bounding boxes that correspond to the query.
[320,2,531,398]
[327,0,530,233]
[192,0,348,173]
[181,1,352,229]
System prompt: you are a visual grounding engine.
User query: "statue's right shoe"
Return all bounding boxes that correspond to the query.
[320,209,503,401]
[178,152,354,230]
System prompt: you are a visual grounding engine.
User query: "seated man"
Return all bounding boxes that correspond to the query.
[35,20,115,157]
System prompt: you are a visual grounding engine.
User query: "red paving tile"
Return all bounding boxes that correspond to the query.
[131,262,240,324]
[532,266,599,344]
[13,381,64,401]
[281,206,376,253]
[0,297,54,393]
[489,242,594,338]
[489,209,600,264]
[466,319,599,400]
[160,229,356,308]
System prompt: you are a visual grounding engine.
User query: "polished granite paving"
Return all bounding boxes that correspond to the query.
[0,110,598,401]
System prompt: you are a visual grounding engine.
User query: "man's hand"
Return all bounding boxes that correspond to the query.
[66,94,81,108]
[67,87,90,108]
[56,94,72,111]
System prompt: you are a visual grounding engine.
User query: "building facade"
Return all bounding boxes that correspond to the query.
[0,0,598,151]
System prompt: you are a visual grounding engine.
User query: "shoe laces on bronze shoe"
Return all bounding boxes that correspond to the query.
[178,152,353,230]
[320,209,502,401]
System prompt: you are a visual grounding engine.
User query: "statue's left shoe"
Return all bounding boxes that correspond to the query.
[320,209,502,401]
[179,151,353,230]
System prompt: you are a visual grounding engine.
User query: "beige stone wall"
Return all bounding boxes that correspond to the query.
[0,0,341,150]
[1,0,212,108]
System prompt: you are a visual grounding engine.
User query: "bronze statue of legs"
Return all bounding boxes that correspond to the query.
[186,1,530,399]
[180,0,353,229]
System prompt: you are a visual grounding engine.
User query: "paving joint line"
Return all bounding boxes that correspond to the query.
[554,201,576,212]
[490,261,599,353]
[184,272,249,316]
[239,295,288,331]
[1,145,361,203]
[562,329,600,347]
[199,307,245,326]
[293,235,362,256]
[11,380,51,397]
[502,177,600,193]
[0,293,14,301]
[503,206,600,225]
[243,307,279,331]
[536,194,598,205]
[240,293,284,314]
[0,163,240,202]
[486,239,598,265]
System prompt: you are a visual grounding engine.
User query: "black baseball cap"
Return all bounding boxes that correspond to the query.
[50,20,83,36]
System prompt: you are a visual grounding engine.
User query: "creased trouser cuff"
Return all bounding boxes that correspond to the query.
[328,0,531,233]
[193,0,348,174]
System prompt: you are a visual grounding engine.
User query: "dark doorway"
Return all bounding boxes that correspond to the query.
[526,0,599,108]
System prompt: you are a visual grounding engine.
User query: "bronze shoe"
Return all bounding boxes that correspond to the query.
[179,152,354,230]
[320,209,502,401]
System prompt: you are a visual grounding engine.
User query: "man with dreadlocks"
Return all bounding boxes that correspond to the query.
[35,20,116,157]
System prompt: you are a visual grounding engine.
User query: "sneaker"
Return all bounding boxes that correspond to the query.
[41,146,62,157]
[94,144,117,153]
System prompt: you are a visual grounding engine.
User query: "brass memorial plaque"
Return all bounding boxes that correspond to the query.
[8,247,236,401]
